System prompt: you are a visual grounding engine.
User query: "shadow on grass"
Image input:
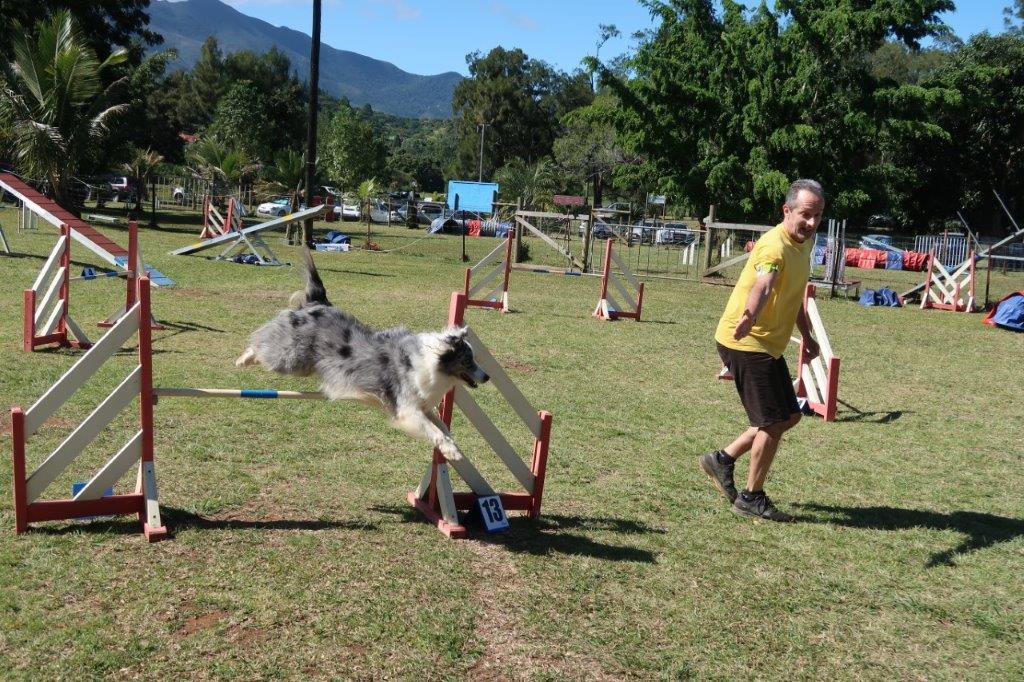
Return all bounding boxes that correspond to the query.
[371,505,659,563]
[795,503,1024,567]
[834,399,909,423]
[314,266,396,279]
[162,507,378,534]
[30,508,376,538]
[156,320,227,341]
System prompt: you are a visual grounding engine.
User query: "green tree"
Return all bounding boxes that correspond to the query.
[451,47,593,180]
[0,0,160,61]
[925,31,1024,234]
[553,92,628,207]
[605,0,956,224]
[206,80,274,160]
[0,11,128,208]
[320,106,387,190]
[121,146,163,216]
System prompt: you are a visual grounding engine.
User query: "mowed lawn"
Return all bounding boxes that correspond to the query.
[0,207,1022,680]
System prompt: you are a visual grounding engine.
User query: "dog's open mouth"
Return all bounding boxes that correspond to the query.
[461,373,479,388]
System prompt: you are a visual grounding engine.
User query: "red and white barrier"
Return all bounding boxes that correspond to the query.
[23,224,91,351]
[921,249,976,312]
[200,195,243,239]
[594,238,645,321]
[409,292,552,537]
[794,284,840,422]
[463,230,513,312]
[11,277,166,541]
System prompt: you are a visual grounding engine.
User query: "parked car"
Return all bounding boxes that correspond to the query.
[593,202,632,219]
[629,219,659,245]
[655,222,697,246]
[257,196,292,217]
[577,219,620,240]
[369,198,401,223]
[334,199,360,220]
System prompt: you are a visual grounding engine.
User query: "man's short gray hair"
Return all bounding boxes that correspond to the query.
[785,179,825,207]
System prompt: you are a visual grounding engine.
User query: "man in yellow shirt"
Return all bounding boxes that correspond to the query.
[700,179,824,521]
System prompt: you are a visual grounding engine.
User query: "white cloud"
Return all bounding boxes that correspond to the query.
[488,1,538,31]
[372,0,422,21]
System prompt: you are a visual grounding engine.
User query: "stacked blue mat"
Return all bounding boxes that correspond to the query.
[858,288,902,307]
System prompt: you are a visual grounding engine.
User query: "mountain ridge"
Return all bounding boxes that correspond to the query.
[148,0,461,119]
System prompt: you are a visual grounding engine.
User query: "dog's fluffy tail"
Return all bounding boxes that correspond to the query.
[289,247,331,308]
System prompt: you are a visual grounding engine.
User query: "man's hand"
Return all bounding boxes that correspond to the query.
[802,335,820,361]
[733,311,754,341]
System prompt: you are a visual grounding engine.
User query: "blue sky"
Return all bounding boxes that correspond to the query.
[211,0,1014,76]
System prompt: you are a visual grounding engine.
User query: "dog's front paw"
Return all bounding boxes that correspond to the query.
[234,348,257,367]
[439,441,464,462]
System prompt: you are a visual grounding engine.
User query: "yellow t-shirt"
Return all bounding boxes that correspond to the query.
[714,224,812,358]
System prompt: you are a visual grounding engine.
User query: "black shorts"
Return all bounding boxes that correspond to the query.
[717,342,799,427]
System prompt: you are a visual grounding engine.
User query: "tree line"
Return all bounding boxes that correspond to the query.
[1,1,1021,235]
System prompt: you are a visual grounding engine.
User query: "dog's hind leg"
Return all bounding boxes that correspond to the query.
[392,408,465,462]
[234,347,258,367]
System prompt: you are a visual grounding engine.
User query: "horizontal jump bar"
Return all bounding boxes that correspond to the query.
[154,387,325,400]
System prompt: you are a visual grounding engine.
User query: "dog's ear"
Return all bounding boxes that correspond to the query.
[443,326,468,345]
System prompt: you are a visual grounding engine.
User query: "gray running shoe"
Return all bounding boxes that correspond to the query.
[731,491,793,522]
[698,451,738,503]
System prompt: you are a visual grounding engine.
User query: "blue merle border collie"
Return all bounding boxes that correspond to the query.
[235,248,488,461]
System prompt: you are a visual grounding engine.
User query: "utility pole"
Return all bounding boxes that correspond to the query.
[302,0,322,247]
[477,122,489,182]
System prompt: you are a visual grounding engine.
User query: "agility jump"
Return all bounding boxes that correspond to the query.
[463,229,513,312]
[11,278,166,540]
[12,280,552,541]
[170,204,325,265]
[200,195,244,239]
[920,249,977,313]
[23,220,162,351]
[409,292,552,537]
[593,238,645,322]
[22,224,92,351]
[792,284,841,422]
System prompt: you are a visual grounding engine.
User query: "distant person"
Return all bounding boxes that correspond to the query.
[699,179,825,522]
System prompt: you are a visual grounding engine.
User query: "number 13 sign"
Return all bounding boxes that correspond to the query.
[476,495,510,533]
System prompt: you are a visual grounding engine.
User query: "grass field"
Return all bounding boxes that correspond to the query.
[1,206,1022,680]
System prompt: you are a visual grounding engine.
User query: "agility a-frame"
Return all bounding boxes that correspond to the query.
[409,292,552,537]
[11,278,166,541]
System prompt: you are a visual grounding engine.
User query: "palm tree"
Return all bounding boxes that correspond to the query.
[185,136,260,199]
[495,158,557,209]
[0,10,128,208]
[121,147,164,218]
[356,178,379,247]
[258,149,306,243]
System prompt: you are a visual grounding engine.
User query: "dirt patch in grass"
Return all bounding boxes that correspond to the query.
[175,609,230,638]
[493,354,537,373]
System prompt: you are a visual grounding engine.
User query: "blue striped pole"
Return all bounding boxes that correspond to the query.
[154,387,325,400]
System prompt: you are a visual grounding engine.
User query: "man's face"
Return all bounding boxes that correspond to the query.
[782,190,825,243]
